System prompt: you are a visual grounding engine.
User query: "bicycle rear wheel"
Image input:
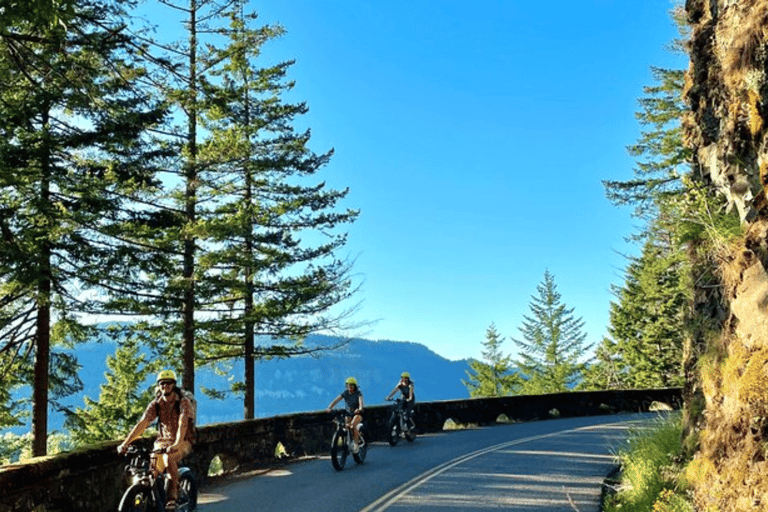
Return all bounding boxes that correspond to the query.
[388,416,400,446]
[353,431,367,464]
[178,472,198,511]
[330,431,348,471]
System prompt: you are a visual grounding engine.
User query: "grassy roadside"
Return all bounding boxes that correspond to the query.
[603,413,692,512]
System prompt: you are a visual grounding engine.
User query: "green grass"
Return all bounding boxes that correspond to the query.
[604,414,692,512]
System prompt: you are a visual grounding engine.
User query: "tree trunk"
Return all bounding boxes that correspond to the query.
[182,0,199,393]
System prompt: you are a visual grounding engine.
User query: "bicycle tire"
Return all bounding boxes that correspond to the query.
[353,431,367,465]
[388,416,400,446]
[178,472,198,511]
[117,485,154,512]
[330,431,347,471]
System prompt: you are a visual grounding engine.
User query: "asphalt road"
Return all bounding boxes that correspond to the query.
[198,412,664,512]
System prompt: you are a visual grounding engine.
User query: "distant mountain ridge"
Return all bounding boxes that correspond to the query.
[191,334,472,425]
[23,334,471,433]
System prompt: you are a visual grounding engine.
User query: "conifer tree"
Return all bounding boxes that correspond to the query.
[192,3,360,418]
[94,0,246,393]
[512,271,592,394]
[462,324,519,397]
[592,8,692,391]
[0,0,76,33]
[603,67,689,221]
[603,7,690,222]
[0,0,168,454]
[108,1,360,418]
[65,335,158,445]
[585,227,687,390]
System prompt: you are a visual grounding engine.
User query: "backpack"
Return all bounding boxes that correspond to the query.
[181,389,197,444]
[155,388,197,444]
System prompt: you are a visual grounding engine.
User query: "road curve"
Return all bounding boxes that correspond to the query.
[198,412,665,512]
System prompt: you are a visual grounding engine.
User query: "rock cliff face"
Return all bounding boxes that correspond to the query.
[684,0,768,509]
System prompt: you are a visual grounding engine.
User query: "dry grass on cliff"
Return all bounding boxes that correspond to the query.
[721,0,768,139]
[715,235,751,299]
[722,0,768,80]
[687,339,768,511]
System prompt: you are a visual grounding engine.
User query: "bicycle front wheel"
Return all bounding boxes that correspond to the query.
[330,431,348,471]
[117,485,153,512]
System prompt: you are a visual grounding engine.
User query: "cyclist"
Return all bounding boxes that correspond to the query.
[327,377,365,452]
[117,370,193,511]
[385,371,416,429]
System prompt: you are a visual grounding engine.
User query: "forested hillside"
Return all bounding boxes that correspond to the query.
[11,335,469,433]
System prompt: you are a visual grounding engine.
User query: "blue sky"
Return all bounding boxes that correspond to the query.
[252,0,687,361]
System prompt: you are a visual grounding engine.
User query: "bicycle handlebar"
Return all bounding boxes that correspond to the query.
[124,444,170,456]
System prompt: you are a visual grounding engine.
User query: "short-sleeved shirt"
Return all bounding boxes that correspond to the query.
[141,394,192,444]
[340,388,363,414]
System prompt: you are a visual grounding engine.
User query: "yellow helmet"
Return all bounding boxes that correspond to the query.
[401,372,410,379]
[345,377,358,386]
[157,369,177,383]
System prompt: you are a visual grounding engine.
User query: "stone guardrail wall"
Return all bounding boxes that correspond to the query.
[0,387,682,512]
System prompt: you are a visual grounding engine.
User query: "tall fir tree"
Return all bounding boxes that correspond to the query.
[512,271,592,394]
[592,7,692,391]
[193,3,360,419]
[602,66,689,221]
[603,7,690,222]
[105,0,235,393]
[462,324,519,397]
[0,0,168,455]
[585,227,687,390]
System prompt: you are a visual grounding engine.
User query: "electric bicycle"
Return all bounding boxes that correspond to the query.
[329,409,366,471]
[118,444,197,512]
[387,398,416,446]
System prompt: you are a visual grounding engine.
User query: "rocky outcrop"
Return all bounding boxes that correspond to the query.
[683,0,768,509]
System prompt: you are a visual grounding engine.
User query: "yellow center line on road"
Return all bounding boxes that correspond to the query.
[358,420,632,512]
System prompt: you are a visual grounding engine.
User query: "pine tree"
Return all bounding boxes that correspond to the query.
[0,0,76,33]
[587,229,687,389]
[602,7,690,222]
[512,271,592,394]
[602,66,689,221]
[103,1,361,418]
[102,0,235,393]
[462,324,519,397]
[192,3,360,418]
[0,0,168,454]
[65,335,158,445]
[591,8,691,391]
